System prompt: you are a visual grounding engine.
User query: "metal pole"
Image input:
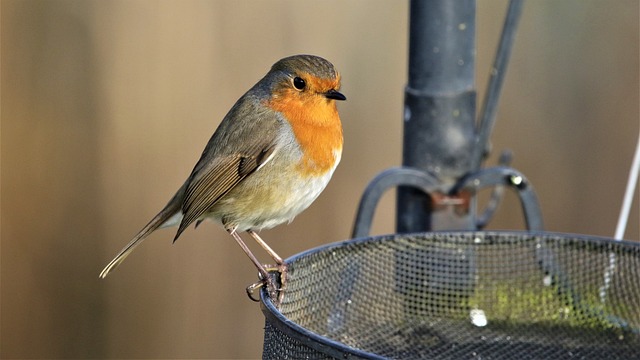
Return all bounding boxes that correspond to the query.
[397,0,477,232]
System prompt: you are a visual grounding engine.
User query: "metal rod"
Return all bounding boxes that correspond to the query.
[470,0,525,171]
[614,133,640,240]
[454,166,543,231]
[602,132,640,303]
[352,167,440,238]
[397,0,477,233]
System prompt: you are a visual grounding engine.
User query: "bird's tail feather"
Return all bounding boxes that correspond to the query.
[99,185,186,278]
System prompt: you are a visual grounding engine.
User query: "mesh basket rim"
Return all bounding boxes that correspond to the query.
[283,230,639,265]
[260,230,640,359]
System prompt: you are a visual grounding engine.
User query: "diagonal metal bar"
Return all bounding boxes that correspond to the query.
[470,0,525,171]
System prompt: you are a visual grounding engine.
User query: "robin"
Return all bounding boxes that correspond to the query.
[99,55,346,301]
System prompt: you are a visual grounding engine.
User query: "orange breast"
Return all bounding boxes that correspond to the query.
[266,90,343,177]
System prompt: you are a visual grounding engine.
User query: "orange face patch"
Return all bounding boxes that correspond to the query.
[266,75,344,176]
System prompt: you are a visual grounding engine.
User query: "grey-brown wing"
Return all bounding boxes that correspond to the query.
[172,90,282,240]
[173,141,276,241]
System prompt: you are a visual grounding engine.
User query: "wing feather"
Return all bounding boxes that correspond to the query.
[172,94,282,241]
[173,142,276,241]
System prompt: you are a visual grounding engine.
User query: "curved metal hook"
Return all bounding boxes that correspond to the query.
[476,150,512,228]
[454,166,543,231]
[351,167,440,238]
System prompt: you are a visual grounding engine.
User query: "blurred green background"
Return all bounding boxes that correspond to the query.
[2,0,638,358]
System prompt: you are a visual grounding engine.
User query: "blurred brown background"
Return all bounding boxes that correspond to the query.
[2,0,638,358]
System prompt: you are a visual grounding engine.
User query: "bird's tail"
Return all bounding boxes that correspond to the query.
[99,184,186,278]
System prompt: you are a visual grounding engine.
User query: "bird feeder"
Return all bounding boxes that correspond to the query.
[260,1,640,358]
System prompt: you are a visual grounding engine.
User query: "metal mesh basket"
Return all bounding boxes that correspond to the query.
[261,231,640,359]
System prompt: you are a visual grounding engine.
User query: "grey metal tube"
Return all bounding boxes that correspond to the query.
[397,0,477,232]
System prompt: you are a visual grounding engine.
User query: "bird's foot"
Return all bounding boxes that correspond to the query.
[246,263,288,305]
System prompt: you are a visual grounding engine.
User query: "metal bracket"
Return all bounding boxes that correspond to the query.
[351,165,543,238]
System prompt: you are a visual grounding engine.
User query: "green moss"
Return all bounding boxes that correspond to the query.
[466,281,628,330]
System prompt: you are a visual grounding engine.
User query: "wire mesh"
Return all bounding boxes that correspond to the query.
[261,232,640,359]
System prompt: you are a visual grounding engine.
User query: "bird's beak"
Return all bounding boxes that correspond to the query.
[324,89,346,101]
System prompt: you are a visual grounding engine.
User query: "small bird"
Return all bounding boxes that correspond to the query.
[99,55,345,299]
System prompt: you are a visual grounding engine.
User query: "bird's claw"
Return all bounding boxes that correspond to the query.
[246,281,264,302]
[245,263,288,305]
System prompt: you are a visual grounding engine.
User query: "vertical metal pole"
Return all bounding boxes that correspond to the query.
[397,0,477,232]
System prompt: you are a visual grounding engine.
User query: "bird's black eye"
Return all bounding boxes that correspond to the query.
[292,77,306,90]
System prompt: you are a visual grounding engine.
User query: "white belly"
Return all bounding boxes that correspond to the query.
[200,147,341,232]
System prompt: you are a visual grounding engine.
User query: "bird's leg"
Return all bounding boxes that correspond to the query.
[227,228,278,301]
[247,230,284,265]
[247,230,287,303]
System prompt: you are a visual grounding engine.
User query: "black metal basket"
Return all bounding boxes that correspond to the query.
[261,231,640,359]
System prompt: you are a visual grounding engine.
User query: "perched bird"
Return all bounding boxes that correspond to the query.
[99,55,346,299]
